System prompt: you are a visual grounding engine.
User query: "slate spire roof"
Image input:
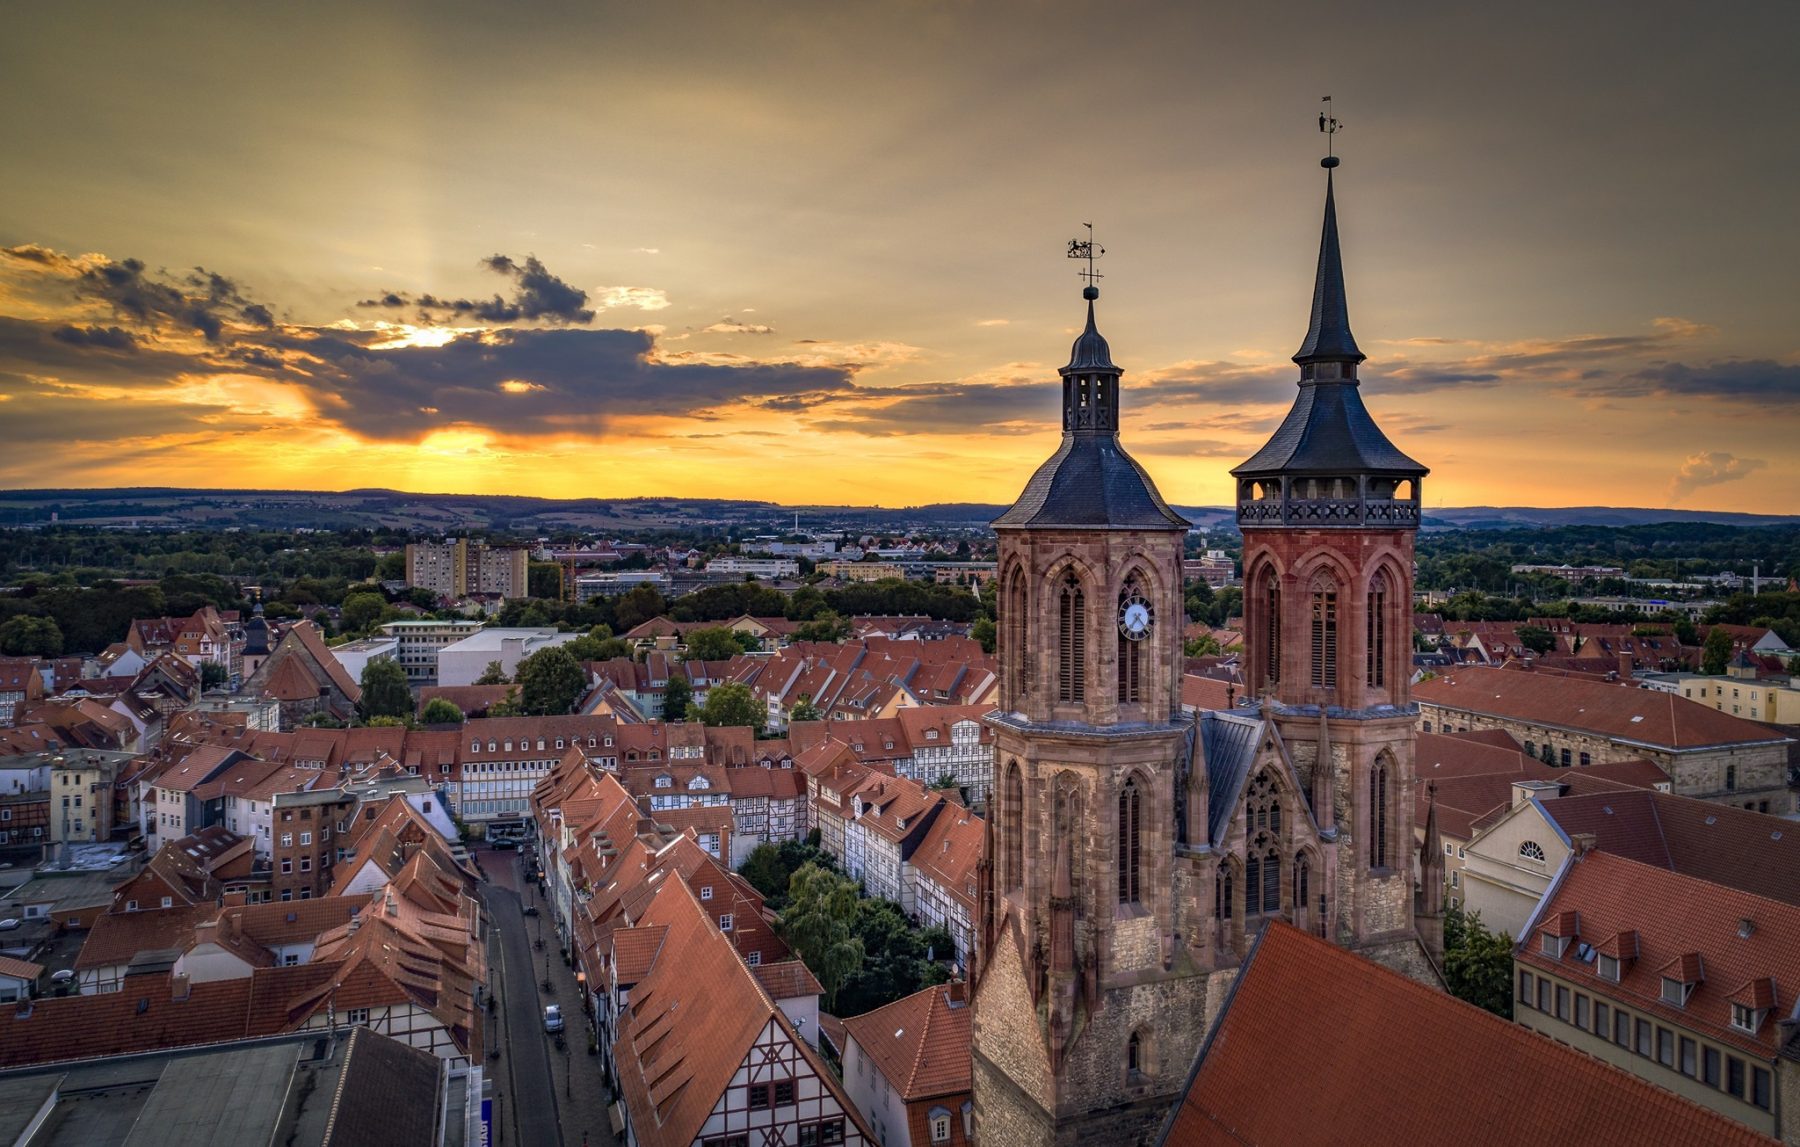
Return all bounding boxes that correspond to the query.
[993,287,1188,532]
[1233,160,1427,483]
[1293,169,1364,366]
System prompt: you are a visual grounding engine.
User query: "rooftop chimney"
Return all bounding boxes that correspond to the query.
[1569,833,1597,858]
[1739,918,1756,939]
[1511,779,1564,807]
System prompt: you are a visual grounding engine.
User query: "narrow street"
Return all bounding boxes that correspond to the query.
[480,849,564,1147]
[480,844,621,1147]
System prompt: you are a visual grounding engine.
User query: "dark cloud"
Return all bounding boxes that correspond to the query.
[260,326,850,440]
[1615,359,1800,402]
[361,253,596,325]
[791,380,1056,436]
[70,257,272,342]
[52,324,137,349]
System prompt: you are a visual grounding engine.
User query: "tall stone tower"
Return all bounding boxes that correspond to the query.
[1231,155,1429,952]
[971,281,1208,1146]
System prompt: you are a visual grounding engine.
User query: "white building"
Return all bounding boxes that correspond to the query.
[328,636,401,688]
[707,556,800,579]
[376,619,486,686]
[436,627,579,687]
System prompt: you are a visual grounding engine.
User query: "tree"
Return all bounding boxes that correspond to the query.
[1184,634,1221,658]
[420,697,466,725]
[339,590,389,635]
[375,553,407,581]
[699,681,765,734]
[1515,625,1556,655]
[1443,909,1514,1018]
[612,584,668,633]
[739,843,789,902]
[685,626,752,661]
[789,694,824,724]
[567,623,630,662]
[1788,653,1800,676]
[1673,617,1699,647]
[200,661,230,689]
[487,687,523,717]
[781,864,864,1009]
[662,674,693,721]
[517,646,586,715]
[527,561,564,600]
[0,614,63,656]
[1702,626,1734,675]
[792,613,850,644]
[475,660,511,686]
[971,616,997,654]
[358,656,412,721]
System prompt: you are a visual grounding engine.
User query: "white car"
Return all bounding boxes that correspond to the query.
[543,1004,565,1034]
[0,919,19,931]
[50,969,75,984]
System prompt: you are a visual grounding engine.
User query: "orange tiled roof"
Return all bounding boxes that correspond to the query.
[841,982,972,1102]
[1414,667,1790,751]
[1162,923,1775,1147]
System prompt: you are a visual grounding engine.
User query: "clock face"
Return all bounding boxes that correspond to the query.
[1119,595,1153,641]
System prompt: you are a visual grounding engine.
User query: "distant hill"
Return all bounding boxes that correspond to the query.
[0,488,1792,533]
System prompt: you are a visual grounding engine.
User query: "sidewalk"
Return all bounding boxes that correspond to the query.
[522,871,622,1147]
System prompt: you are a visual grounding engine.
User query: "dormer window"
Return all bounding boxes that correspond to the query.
[1731,1003,1763,1033]
[1661,977,1695,1007]
[1598,954,1620,982]
[1541,933,1571,959]
[654,775,672,789]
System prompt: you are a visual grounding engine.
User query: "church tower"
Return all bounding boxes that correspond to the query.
[972,277,1209,1146]
[1232,153,1429,953]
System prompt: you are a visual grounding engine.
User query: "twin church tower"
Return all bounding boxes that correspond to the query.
[971,156,1436,1145]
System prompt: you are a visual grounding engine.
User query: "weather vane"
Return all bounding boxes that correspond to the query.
[1067,223,1105,298]
[1319,95,1342,165]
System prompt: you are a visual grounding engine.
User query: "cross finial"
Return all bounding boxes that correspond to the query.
[1067,223,1105,299]
[1319,96,1342,167]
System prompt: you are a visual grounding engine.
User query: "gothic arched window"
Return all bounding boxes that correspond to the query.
[1369,756,1391,870]
[1259,568,1282,688]
[1245,770,1281,835]
[1245,851,1260,914]
[1004,762,1024,891]
[1309,575,1339,689]
[1058,571,1087,703]
[1005,567,1029,703]
[1126,1030,1146,1080]
[1259,846,1280,913]
[1295,851,1311,917]
[1367,571,1389,690]
[1117,572,1145,704]
[1117,775,1142,905]
[1055,775,1084,914]
[1216,865,1233,921]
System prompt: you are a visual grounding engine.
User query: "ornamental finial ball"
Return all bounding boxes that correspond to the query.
[1082,284,1099,301]
[1321,155,1340,169]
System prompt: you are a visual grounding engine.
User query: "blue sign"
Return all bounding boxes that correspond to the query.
[480,1097,493,1147]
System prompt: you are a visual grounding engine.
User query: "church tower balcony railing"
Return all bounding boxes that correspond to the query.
[1236,475,1421,529]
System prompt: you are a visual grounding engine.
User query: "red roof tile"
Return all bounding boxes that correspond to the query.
[841,982,972,1102]
[1163,923,1774,1146]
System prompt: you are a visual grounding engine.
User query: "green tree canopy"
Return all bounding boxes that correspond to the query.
[357,656,412,721]
[200,661,230,689]
[1443,908,1513,1018]
[970,616,996,655]
[420,697,466,725]
[1515,625,1556,655]
[791,613,850,644]
[788,693,824,724]
[475,660,511,685]
[781,863,864,1009]
[339,590,390,635]
[1701,626,1734,675]
[662,674,693,721]
[684,626,754,661]
[0,614,64,656]
[612,584,668,633]
[517,645,587,715]
[698,681,764,734]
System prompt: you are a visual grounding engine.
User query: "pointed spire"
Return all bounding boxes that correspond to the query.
[1293,163,1366,369]
[1064,291,1116,373]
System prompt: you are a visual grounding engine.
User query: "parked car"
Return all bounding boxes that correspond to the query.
[491,839,517,851]
[49,969,75,984]
[522,905,539,917]
[543,1005,564,1034]
[0,919,20,931]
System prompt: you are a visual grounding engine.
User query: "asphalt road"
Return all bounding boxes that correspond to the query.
[483,877,563,1147]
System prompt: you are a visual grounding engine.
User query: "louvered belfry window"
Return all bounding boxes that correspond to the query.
[1265,579,1282,686]
[1310,588,1338,688]
[1367,573,1387,689]
[1006,568,1029,702]
[1058,571,1086,703]
[1369,761,1390,869]
[1117,776,1142,904]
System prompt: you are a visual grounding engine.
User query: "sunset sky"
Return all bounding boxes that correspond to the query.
[2,3,1795,512]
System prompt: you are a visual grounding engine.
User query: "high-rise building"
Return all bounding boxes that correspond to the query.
[971,155,1435,1146]
[404,538,529,600]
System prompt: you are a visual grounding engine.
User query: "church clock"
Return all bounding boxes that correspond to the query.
[1118,592,1153,641]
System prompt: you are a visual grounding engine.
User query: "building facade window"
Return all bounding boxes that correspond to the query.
[1058,571,1086,703]
[1117,776,1142,905]
[1309,585,1338,688]
[1368,759,1389,870]
[1367,573,1388,690]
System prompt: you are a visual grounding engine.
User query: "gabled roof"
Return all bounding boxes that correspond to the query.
[1161,923,1774,1147]
[1521,851,1800,1059]
[1414,667,1791,751]
[842,982,973,1103]
[910,807,985,912]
